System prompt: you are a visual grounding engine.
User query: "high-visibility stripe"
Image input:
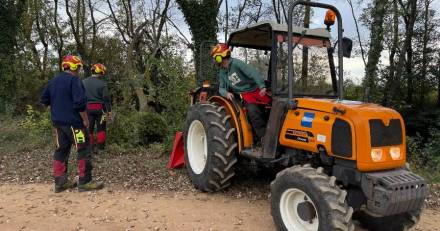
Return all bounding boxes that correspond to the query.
[71,127,78,149]
[54,128,60,148]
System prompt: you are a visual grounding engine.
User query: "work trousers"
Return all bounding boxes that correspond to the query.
[87,104,107,150]
[245,103,268,143]
[53,126,93,186]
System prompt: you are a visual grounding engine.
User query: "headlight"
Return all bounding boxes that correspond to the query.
[390,147,401,160]
[371,149,383,162]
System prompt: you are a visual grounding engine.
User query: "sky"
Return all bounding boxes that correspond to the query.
[172,0,372,82]
[62,0,440,82]
[175,0,439,83]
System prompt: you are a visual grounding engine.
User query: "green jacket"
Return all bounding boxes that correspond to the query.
[219,58,265,97]
[82,75,111,112]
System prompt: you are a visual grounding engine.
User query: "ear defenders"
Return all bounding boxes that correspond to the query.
[94,65,102,74]
[70,63,79,71]
[62,63,79,71]
[215,55,223,63]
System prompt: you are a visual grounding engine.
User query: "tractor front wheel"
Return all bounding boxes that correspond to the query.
[271,165,355,231]
[354,208,422,231]
[184,103,237,192]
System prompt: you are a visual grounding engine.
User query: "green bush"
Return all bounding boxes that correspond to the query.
[21,105,51,137]
[137,112,167,144]
[107,110,167,148]
[407,129,440,182]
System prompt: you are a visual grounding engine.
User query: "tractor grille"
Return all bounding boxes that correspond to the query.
[369,119,403,147]
[331,118,352,158]
[361,169,428,216]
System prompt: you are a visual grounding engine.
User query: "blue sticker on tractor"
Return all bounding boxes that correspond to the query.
[301,112,315,128]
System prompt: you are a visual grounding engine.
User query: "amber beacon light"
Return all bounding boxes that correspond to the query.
[324,9,336,27]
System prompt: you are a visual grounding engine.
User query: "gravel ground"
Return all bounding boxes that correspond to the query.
[1,144,439,208]
[0,143,271,201]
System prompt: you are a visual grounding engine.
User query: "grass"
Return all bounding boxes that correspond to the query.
[410,161,440,183]
[0,115,51,154]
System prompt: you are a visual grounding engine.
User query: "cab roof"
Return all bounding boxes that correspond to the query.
[227,21,331,50]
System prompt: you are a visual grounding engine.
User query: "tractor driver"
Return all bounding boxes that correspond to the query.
[211,43,271,156]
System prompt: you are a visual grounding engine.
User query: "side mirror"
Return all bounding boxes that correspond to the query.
[342,37,353,58]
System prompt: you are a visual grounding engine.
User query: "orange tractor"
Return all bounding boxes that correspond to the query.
[174,1,428,230]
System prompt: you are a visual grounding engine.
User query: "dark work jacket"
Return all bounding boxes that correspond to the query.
[82,75,111,112]
[40,72,87,128]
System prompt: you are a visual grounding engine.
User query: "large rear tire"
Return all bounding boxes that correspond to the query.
[271,165,355,231]
[184,103,238,192]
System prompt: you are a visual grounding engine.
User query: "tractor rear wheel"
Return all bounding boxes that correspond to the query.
[271,165,355,231]
[184,102,237,192]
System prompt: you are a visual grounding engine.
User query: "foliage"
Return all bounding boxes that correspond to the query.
[407,129,440,183]
[138,112,168,144]
[401,107,440,137]
[176,0,218,85]
[20,105,51,137]
[0,0,26,112]
[1,114,51,154]
[107,110,167,148]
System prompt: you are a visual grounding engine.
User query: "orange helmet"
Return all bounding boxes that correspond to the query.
[211,43,231,63]
[91,63,107,75]
[62,55,83,71]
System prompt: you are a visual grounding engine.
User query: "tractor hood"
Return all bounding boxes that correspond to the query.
[296,98,397,116]
[295,98,406,172]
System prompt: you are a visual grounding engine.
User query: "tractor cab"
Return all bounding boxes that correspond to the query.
[227,21,342,98]
[194,18,352,156]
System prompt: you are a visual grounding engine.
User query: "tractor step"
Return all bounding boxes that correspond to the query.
[240,147,263,159]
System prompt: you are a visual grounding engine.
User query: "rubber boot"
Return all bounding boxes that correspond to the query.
[54,180,77,193]
[78,181,104,192]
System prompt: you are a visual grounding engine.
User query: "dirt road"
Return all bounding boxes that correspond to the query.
[0,184,439,231]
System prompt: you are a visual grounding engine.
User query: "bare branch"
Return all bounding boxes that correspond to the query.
[165,16,192,49]
[235,0,247,29]
[154,0,171,48]
[65,0,81,47]
[347,0,367,67]
[225,0,229,42]
[54,0,64,69]
[106,0,130,44]
[88,0,97,60]
[280,0,288,24]
[272,0,280,23]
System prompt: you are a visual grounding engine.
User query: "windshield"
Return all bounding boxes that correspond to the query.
[232,47,270,81]
[275,33,335,97]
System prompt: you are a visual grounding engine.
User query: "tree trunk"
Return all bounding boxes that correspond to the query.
[406,37,414,103]
[394,0,417,103]
[176,0,218,85]
[382,0,399,106]
[437,56,440,107]
[301,3,310,91]
[135,88,149,112]
[363,0,387,102]
[53,0,64,71]
[420,0,430,106]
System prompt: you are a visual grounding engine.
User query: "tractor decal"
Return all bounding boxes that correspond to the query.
[285,129,314,143]
[301,112,315,128]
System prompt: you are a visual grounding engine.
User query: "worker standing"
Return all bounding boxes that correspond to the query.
[211,43,271,157]
[82,63,111,153]
[40,55,104,193]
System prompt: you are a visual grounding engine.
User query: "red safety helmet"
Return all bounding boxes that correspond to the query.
[62,55,83,71]
[91,63,107,75]
[210,43,231,63]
